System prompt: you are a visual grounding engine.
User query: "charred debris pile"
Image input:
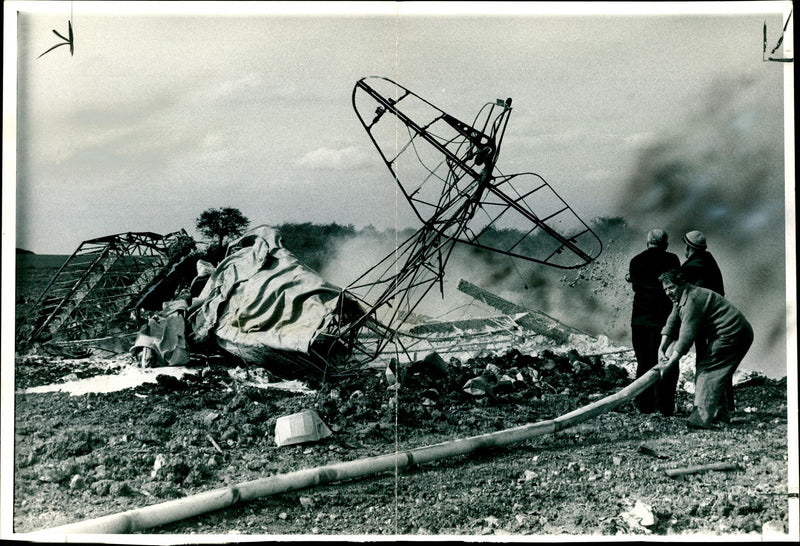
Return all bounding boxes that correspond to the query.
[15,222,636,399]
[318,348,634,433]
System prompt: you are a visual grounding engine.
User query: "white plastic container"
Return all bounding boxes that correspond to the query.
[274,410,332,447]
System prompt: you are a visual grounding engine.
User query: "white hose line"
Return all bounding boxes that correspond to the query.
[31,362,672,535]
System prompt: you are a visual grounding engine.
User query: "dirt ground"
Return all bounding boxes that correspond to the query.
[8,252,795,540]
[10,345,793,539]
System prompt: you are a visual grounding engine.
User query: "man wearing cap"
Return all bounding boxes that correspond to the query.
[681,230,724,296]
[680,230,734,412]
[626,229,681,415]
[657,268,753,429]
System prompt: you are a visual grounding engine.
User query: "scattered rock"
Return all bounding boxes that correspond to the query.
[109,482,132,496]
[246,459,266,471]
[349,390,364,401]
[38,462,75,484]
[619,499,657,533]
[91,479,113,496]
[421,388,439,405]
[463,377,494,397]
[204,411,221,426]
[146,408,177,427]
[762,520,786,535]
[22,451,37,468]
[68,474,85,490]
[154,374,187,390]
[638,444,668,459]
[495,375,515,393]
[151,454,166,478]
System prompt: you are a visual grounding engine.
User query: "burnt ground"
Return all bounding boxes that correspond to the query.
[8,253,795,540]
[10,348,793,539]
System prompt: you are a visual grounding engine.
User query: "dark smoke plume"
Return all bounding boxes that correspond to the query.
[614,73,787,378]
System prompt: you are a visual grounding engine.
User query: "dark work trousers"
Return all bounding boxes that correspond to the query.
[708,341,736,414]
[699,340,736,413]
[691,323,754,426]
[632,325,679,416]
[727,376,735,412]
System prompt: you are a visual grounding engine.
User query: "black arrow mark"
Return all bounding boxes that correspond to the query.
[38,20,73,59]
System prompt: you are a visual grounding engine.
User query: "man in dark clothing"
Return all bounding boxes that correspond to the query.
[681,230,724,296]
[626,229,681,415]
[680,230,734,412]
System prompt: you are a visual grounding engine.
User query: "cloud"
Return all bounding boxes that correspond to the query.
[623,132,657,149]
[190,73,269,107]
[296,146,371,170]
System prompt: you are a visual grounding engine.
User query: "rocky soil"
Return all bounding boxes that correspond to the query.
[8,253,794,540]
[10,346,793,539]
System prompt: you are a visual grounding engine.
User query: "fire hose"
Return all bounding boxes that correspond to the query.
[33,358,676,536]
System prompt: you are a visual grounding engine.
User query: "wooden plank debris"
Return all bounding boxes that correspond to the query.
[664,462,741,478]
[457,279,588,343]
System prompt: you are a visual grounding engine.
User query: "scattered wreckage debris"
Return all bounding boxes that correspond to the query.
[617,499,658,534]
[456,279,588,343]
[18,230,195,353]
[19,77,603,377]
[637,444,669,460]
[663,462,742,479]
[274,410,333,447]
[20,224,364,378]
[405,279,589,347]
[140,225,363,377]
[19,223,595,383]
[324,77,602,367]
[35,355,676,535]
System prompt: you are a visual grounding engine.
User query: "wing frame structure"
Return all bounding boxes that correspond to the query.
[316,77,603,371]
[352,77,602,269]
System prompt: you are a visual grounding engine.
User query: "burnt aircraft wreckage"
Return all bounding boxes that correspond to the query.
[19,77,602,376]
[18,230,196,352]
[328,77,603,367]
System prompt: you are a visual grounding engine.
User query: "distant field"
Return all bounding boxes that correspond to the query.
[15,254,69,322]
[16,254,69,282]
[16,253,69,272]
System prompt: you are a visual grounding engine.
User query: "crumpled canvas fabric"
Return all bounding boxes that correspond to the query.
[189,225,343,359]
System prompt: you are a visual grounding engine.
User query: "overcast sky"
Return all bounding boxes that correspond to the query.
[5,1,792,255]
